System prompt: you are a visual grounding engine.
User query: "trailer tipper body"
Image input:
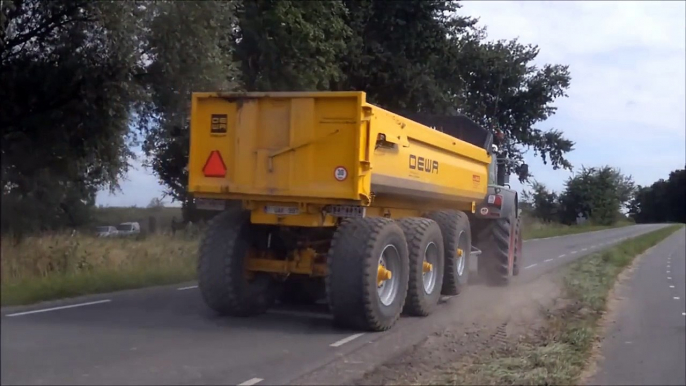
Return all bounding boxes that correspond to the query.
[189,91,523,332]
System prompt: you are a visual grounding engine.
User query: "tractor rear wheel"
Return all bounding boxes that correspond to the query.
[197,209,277,316]
[326,217,409,331]
[477,214,519,286]
[513,216,523,276]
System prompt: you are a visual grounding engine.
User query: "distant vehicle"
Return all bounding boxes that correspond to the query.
[95,226,118,238]
[116,222,141,236]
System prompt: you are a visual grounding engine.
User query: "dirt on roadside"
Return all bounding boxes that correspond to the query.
[354,271,567,385]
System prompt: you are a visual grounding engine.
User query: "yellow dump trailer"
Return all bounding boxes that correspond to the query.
[189,91,523,332]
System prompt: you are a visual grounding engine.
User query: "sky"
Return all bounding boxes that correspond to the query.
[96,0,686,207]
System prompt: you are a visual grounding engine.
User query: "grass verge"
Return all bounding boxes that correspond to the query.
[433,224,683,385]
[1,233,198,306]
[522,219,633,240]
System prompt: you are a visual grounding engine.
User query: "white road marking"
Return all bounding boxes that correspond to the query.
[5,300,112,317]
[544,258,554,263]
[674,297,681,300]
[238,378,264,386]
[570,250,578,254]
[670,285,675,288]
[668,277,672,280]
[177,285,198,291]
[682,312,685,316]
[330,333,365,347]
[581,248,588,252]
[559,254,567,258]
[524,263,538,269]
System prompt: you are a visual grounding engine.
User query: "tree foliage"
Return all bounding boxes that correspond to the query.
[521,181,559,223]
[137,0,238,220]
[1,0,580,231]
[1,0,145,235]
[629,168,685,224]
[234,0,351,92]
[558,166,635,226]
[450,38,574,180]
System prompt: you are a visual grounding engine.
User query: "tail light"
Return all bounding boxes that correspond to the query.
[487,194,503,208]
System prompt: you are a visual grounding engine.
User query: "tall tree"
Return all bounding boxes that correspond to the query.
[521,181,559,222]
[1,0,146,235]
[138,0,239,220]
[234,0,351,91]
[558,166,635,225]
[630,168,685,224]
[448,37,574,181]
[338,0,575,181]
[336,0,477,113]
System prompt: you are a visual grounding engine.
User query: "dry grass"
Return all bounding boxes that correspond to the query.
[431,224,683,385]
[1,232,199,306]
[0,210,643,308]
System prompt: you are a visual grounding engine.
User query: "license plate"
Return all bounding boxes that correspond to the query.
[264,205,300,215]
[195,198,226,211]
[326,205,366,218]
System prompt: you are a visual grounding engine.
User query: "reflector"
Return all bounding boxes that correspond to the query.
[203,151,227,178]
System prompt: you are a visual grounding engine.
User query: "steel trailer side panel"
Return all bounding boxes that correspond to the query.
[366,104,490,204]
[188,92,368,202]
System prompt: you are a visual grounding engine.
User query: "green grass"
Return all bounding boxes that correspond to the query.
[432,224,683,385]
[522,217,633,240]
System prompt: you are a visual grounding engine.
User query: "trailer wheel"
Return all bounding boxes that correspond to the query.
[197,209,276,316]
[326,218,409,331]
[397,218,445,316]
[426,211,471,296]
[476,216,515,286]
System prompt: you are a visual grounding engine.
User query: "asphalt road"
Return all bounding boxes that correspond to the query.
[0,224,668,386]
[587,227,686,386]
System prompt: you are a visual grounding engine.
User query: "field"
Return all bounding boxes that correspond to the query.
[521,215,633,240]
[89,206,184,233]
[0,208,634,307]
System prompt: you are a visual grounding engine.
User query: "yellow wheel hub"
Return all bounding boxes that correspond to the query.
[422,261,433,273]
[377,265,393,286]
[457,248,464,257]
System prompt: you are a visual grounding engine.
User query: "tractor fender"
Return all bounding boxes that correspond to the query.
[474,186,518,221]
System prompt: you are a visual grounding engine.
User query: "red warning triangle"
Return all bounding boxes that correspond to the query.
[202,151,227,177]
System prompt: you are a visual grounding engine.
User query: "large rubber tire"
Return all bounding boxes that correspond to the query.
[197,209,277,316]
[397,218,445,316]
[426,211,471,296]
[279,277,324,305]
[513,216,523,276]
[326,217,410,331]
[476,215,516,286]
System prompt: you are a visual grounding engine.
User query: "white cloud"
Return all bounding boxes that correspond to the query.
[461,0,686,193]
